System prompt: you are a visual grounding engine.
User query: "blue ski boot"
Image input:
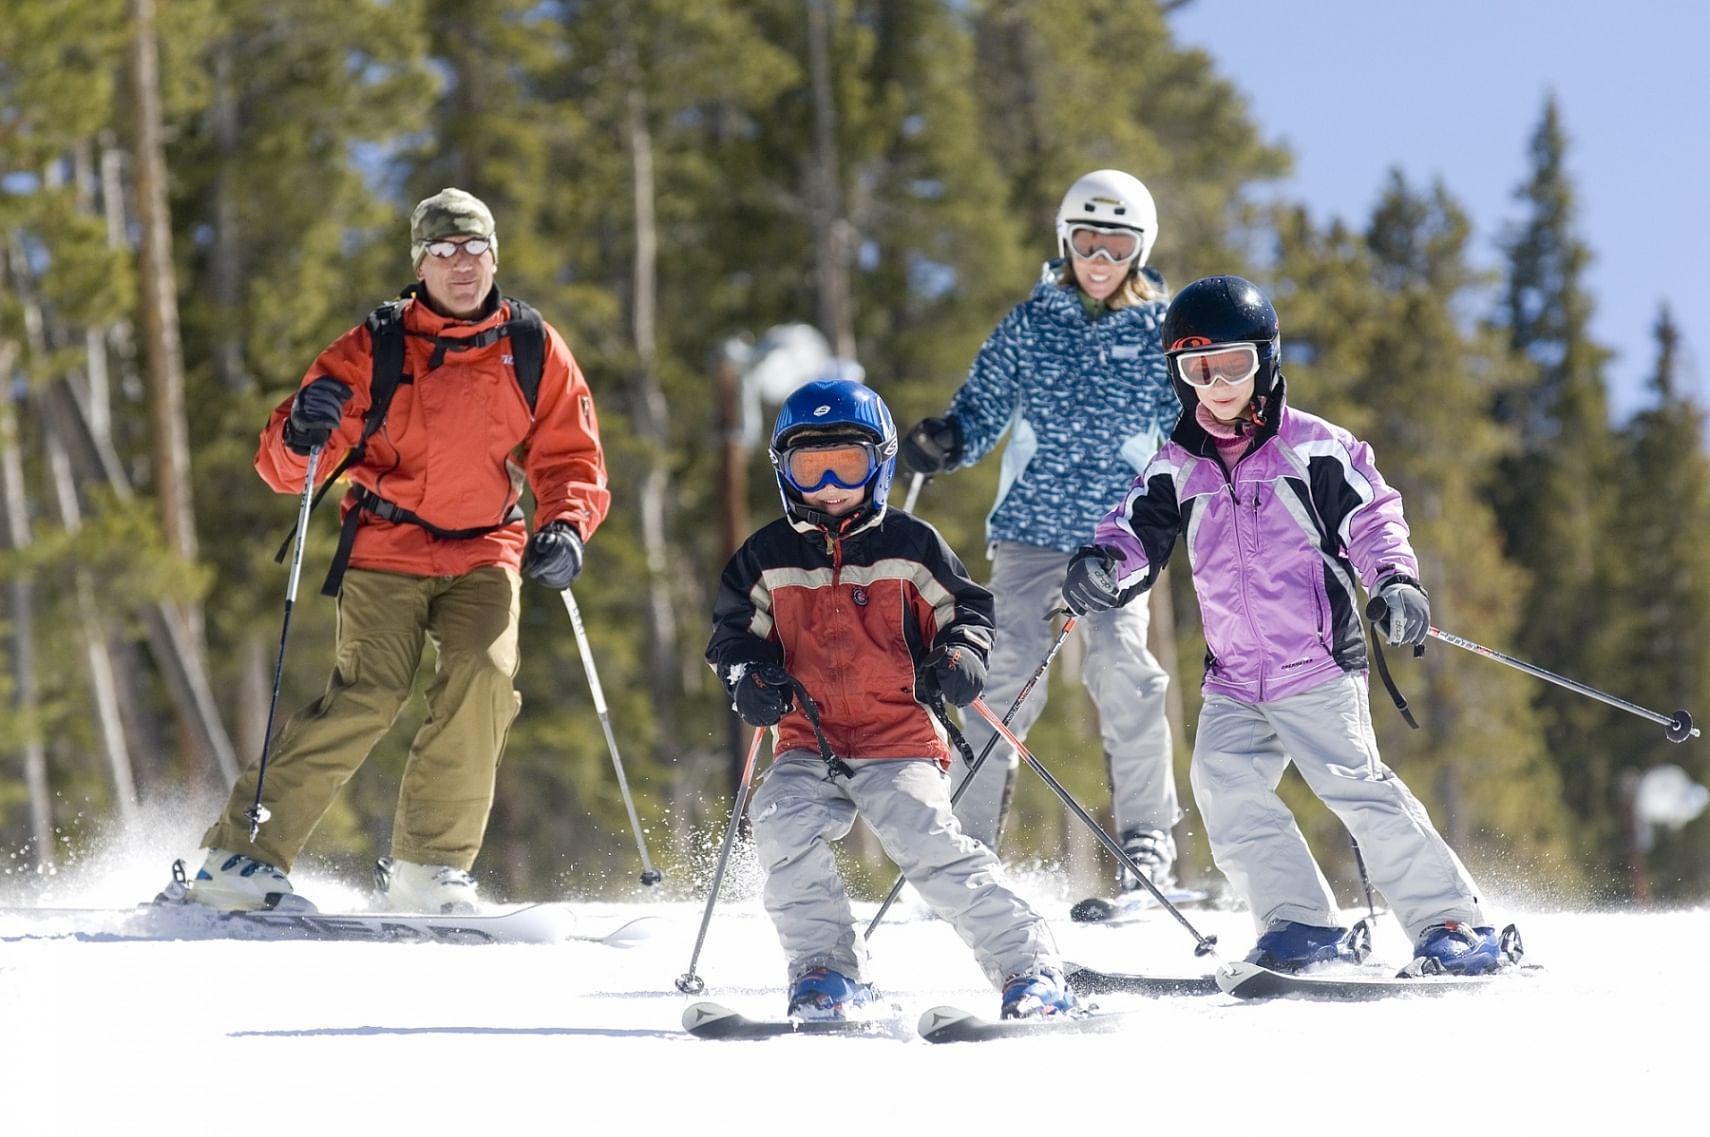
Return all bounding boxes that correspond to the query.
[1000,965,1076,1019]
[1406,921,1517,976]
[787,967,877,1022]
[1245,920,1372,973]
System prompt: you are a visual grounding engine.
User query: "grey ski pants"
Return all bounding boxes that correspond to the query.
[953,541,1177,851]
[749,752,1059,989]
[1189,674,1486,940]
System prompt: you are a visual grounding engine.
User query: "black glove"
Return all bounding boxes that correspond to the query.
[1062,545,1124,615]
[1376,576,1430,646]
[730,662,795,727]
[282,377,353,455]
[523,521,584,589]
[919,643,987,708]
[899,416,963,476]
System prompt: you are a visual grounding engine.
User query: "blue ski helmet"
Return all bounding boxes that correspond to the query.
[769,378,898,526]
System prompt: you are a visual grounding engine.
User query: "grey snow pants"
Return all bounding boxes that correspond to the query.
[749,751,1059,989]
[1189,674,1486,940]
[953,541,1178,851]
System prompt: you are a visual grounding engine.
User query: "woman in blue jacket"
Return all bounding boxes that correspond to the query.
[900,169,1182,893]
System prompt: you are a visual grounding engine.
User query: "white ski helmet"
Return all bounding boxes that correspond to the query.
[1055,169,1158,268]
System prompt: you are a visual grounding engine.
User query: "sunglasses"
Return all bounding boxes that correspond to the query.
[1173,343,1260,388]
[779,440,878,494]
[1066,224,1142,264]
[423,237,494,259]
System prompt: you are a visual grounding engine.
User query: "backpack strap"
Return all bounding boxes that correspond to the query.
[273,298,412,570]
[502,296,546,411]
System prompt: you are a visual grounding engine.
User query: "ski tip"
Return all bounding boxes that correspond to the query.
[1214,961,1259,994]
[917,1005,977,1037]
[595,915,665,947]
[1069,897,1118,923]
[682,1001,739,1032]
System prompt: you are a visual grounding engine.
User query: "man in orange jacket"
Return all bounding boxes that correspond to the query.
[177,188,609,914]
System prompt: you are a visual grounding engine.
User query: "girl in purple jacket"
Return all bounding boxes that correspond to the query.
[1060,275,1515,976]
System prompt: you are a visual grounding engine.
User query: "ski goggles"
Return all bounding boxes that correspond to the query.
[1173,342,1261,388]
[422,237,494,259]
[1065,224,1142,264]
[779,440,879,493]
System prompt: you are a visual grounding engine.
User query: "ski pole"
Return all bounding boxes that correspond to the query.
[1365,598,1699,742]
[864,616,1079,939]
[562,587,662,886]
[676,726,767,995]
[1349,835,1377,922]
[901,472,926,513]
[247,445,321,841]
[967,696,1219,957]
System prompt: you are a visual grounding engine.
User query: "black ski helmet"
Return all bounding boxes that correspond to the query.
[1161,275,1281,406]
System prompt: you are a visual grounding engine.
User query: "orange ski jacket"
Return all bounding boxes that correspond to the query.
[256,290,609,579]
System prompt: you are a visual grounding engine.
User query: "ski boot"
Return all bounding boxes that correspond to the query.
[374,858,479,915]
[166,849,314,912]
[1402,921,1522,976]
[1000,965,1076,1019]
[1244,918,1372,973]
[786,967,877,1022]
[1118,828,1177,893]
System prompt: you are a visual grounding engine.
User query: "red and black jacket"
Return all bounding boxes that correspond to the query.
[707,509,994,766]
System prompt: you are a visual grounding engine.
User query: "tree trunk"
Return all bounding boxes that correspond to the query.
[0,334,54,866]
[804,0,855,361]
[616,27,681,771]
[131,0,221,782]
[41,375,242,788]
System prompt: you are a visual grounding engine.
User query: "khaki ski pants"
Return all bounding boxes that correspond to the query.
[204,566,522,873]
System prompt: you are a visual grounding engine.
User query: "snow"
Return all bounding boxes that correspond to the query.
[2,845,1704,1137]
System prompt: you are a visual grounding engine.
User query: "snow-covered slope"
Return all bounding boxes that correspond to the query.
[2,855,1702,1137]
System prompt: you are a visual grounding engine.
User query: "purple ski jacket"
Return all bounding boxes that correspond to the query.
[1092,381,1419,704]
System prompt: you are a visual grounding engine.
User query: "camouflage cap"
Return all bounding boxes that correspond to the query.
[410,188,498,266]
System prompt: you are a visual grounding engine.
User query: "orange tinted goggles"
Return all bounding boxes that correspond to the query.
[781,441,878,493]
[1174,343,1260,388]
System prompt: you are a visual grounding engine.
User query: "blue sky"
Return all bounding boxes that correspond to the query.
[1170,0,1707,422]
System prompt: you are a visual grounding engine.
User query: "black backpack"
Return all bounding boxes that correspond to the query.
[275,289,548,596]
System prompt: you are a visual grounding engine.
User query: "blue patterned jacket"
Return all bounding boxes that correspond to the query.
[945,262,1180,554]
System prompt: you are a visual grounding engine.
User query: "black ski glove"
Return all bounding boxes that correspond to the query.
[899,416,963,476]
[1376,576,1430,646]
[730,662,796,727]
[919,643,987,708]
[523,521,584,589]
[1062,545,1124,615]
[283,377,353,455]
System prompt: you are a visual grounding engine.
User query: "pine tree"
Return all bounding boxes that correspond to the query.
[1492,98,1628,879]
[1607,306,1710,897]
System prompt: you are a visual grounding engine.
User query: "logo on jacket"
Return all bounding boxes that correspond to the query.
[851,586,869,607]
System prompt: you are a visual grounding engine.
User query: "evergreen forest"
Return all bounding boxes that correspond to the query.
[2,0,1705,908]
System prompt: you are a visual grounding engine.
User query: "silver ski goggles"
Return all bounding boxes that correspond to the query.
[1173,342,1260,388]
[778,439,879,494]
[422,237,495,259]
[1065,224,1142,264]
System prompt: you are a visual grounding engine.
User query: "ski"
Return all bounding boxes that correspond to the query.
[681,1001,895,1040]
[1068,887,1212,924]
[0,903,661,947]
[917,1004,1138,1043]
[1215,959,1538,1001]
[1063,964,1220,997]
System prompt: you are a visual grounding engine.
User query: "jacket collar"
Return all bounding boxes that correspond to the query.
[401,282,506,337]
